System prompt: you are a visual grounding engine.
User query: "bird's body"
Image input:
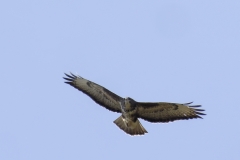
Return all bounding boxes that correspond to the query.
[115,97,148,135]
[63,73,206,136]
[114,116,148,135]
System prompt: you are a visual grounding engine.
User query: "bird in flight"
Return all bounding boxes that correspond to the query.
[63,73,206,136]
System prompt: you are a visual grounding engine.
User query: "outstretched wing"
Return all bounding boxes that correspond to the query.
[136,102,206,123]
[63,73,123,113]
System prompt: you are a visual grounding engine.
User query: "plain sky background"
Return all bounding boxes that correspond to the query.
[1,0,240,159]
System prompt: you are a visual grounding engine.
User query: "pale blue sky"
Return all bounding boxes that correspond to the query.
[1,1,240,160]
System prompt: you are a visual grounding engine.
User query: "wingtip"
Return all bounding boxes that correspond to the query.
[64,72,80,79]
[195,112,206,116]
[186,102,206,118]
[190,105,202,108]
[196,115,203,119]
[64,72,71,77]
[63,77,72,81]
[70,72,76,77]
[194,109,205,112]
[184,102,193,105]
[64,81,72,85]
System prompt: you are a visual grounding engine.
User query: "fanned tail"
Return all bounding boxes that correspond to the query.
[113,116,148,136]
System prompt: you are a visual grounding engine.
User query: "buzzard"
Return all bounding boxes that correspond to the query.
[63,73,206,136]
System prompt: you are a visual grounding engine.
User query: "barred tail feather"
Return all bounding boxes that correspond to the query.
[113,116,148,136]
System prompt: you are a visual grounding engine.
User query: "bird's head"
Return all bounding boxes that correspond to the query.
[125,97,137,109]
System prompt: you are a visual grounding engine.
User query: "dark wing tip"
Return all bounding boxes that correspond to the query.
[196,115,203,119]
[70,72,78,78]
[63,72,80,85]
[184,102,206,119]
[64,73,75,79]
[64,81,72,85]
[195,111,206,116]
[63,77,73,81]
[190,105,206,119]
[194,109,205,112]
[184,102,193,105]
[190,105,202,108]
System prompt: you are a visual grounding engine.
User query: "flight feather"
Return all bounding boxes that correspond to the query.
[63,73,123,113]
[136,102,206,123]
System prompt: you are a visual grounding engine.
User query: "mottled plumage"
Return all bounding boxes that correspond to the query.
[63,73,206,136]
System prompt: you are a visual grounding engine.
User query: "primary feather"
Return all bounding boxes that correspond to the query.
[63,73,123,113]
